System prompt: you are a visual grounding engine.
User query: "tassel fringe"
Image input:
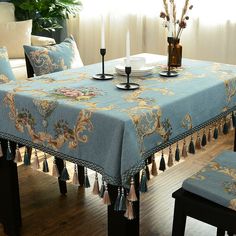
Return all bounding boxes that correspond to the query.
[6,141,12,161]
[207,127,212,142]
[167,146,173,167]
[213,126,218,140]
[175,143,180,162]
[72,164,80,186]
[99,179,105,198]
[182,139,188,158]
[23,147,30,165]
[52,158,60,177]
[128,177,138,201]
[42,153,49,172]
[92,172,100,194]
[159,151,166,171]
[84,168,90,188]
[151,154,158,176]
[60,162,70,181]
[201,130,207,147]
[14,144,22,163]
[124,200,135,220]
[32,149,40,170]
[114,187,121,211]
[119,187,127,211]
[139,169,148,193]
[103,183,111,205]
[195,133,201,150]
[188,136,195,154]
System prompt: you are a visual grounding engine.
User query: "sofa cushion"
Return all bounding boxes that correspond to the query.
[0,47,16,82]
[0,20,32,59]
[9,59,27,81]
[0,2,15,23]
[24,36,83,76]
[182,151,236,211]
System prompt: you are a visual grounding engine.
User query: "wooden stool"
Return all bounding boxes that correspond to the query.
[172,151,236,236]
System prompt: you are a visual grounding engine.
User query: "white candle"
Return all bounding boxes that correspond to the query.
[126,30,130,67]
[101,15,105,49]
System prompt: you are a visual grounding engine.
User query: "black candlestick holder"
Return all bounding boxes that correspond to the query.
[116,66,139,90]
[159,37,179,77]
[93,48,113,80]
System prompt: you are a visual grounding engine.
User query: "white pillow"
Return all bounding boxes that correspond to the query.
[0,20,32,59]
[0,2,15,23]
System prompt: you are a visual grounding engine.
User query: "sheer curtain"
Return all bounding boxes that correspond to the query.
[67,0,236,65]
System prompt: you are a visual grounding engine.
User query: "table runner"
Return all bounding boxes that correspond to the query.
[0,54,236,186]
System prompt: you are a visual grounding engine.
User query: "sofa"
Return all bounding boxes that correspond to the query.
[0,2,55,80]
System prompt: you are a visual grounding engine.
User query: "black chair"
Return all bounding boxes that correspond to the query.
[172,125,236,236]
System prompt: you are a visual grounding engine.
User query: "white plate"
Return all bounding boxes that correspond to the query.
[115,65,154,77]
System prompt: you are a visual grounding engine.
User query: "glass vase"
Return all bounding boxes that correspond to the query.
[168,38,182,67]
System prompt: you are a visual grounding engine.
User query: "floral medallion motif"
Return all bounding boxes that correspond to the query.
[182,113,193,130]
[3,92,93,150]
[51,87,103,101]
[223,181,236,196]
[33,99,58,127]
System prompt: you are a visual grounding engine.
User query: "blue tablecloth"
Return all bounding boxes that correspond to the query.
[0,54,236,186]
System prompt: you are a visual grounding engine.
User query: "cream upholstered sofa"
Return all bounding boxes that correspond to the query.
[0,2,55,80]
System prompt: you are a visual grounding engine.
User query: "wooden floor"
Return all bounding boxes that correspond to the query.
[0,130,234,236]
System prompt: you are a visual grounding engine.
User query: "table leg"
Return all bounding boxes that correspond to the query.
[0,139,21,236]
[107,173,140,236]
[55,157,67,195]
[77,164,84,187]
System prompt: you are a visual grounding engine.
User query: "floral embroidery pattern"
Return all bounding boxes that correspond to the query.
[29,50,66,75]
[52,87,103,101]
[229,199,236,211]
[224,181,236,196]
[182,113,193,130]
[120,88,173,154]
[224,78,236,106]
[3,92,93,150]
[33,99,58,128]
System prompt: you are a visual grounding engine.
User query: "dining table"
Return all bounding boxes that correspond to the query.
[0,53,236,236]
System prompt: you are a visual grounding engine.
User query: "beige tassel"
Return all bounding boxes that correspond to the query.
[14,144,22,163]
[182,139,188,158]
[92,172,100,195]
[218,121,223,135]
[151,154,158,176]
[207,127,212,142]
[228,117,233,130]
[127,177,138,201]
[167,146,173,167]
[0,141,3,158]
[32,149,40,170]
[72,164,80,186]
[52,158,60,177]
[195,133,201,150]
[103,183,111,205]
[124,200,135,220]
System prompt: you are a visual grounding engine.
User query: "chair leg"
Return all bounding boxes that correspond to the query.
[217,228,225,236]
[172,200,187,236]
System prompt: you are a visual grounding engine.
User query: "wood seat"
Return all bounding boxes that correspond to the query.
[172,150,236,236]
[172,188,236,236]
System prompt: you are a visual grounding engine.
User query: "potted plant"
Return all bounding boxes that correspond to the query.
[10,0,82,37]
